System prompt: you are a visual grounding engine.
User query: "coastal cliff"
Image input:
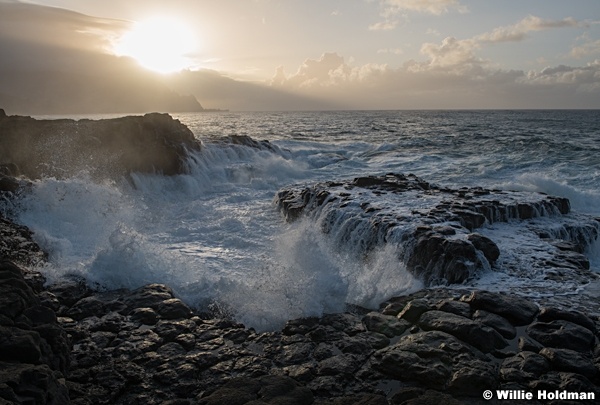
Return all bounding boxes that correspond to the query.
[0,109,201,181]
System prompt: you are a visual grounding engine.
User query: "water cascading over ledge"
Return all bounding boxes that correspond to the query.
[275,173,600,286]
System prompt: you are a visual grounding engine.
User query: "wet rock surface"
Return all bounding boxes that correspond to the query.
[275,173,600,287]
[1,215,599,404]
[2,171,600,403]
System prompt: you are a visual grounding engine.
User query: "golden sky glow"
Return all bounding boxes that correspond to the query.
[113,18,197,74]
[1,0,599,111]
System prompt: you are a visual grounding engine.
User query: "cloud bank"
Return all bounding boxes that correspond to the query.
[271,15,600,109]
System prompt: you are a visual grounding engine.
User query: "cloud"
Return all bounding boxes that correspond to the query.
[571,39,600,58]
[377,0,468,16]
[270,48,600,109]
[369,0,467,31]
[368,20,399,31]
[477,15,583,43]
[377,48,404,55]
[419,37,482,72]
[524,60,600,91]
[0,0,128,55]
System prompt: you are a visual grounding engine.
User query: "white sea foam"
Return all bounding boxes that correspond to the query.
[5,110,600,330]
[494,173,600,216]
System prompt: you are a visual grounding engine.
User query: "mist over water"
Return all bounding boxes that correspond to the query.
[8,110,600,330]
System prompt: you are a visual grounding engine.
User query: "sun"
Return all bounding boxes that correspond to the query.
[114,17,197,74]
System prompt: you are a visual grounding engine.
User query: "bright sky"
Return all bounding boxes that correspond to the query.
[8,0,600,109]
[22,0,600,76]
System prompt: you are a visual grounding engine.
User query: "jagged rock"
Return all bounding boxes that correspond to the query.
[129,307,159,325]
[397,298,431,323]
[518,336,544,353]
[362,312,410,337]
[407,232,481,284]
[371,330,491,389]
[435,299,471,318]
[472,309,517,339]
[275,173,581,286]
[315,393,388,405]
[527,320,595,353]
[46,277,91,308]
[539,348,598,379]
[156,298,193,320]
[120,284,176,312]
[418,310,508,353]
[447,359,498,396]
[537,307,597,334]
[0,259,70,404]
[0,218,46,266]
[0,112,201,181]
[499,352,551,383]
[196,375,313,405]
[467,233,500,262]
[0,363,70,405]
[461,290,539,326]
[0,173,20,193]
[390,389,464,405]
[528,371,598,395]
[2,212,600,404]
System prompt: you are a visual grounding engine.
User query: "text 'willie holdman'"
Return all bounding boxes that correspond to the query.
[494,390,596,400]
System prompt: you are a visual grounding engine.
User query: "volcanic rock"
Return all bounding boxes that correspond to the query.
[0,112,201,181]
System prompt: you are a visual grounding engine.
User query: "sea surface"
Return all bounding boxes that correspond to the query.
[5,110,600,330]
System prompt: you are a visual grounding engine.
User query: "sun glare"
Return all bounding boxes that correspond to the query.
[114,18,197,74]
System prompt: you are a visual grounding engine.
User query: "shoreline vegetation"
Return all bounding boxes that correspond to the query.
[0,111,599,404]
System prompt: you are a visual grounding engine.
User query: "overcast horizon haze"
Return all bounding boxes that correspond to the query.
[1,0,599,113]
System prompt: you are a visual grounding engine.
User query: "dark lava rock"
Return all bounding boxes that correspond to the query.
[197,375,313,405]
[537,307,597,334]
[397,298,431,324]
[407,233,480,285]
[0,363,70,405]
[418,310,508,353]
[372,330,494,391]
[499,352,551,383]
[0,112,201,181]
[467,233,500,262]
[0,261,70,404]
[472,309,517,339]
[539,348,598,379]
[362,312,410,338]
[435,299,471,318]
[275,173,583,286]
[526,320,595,353]
[461,290,539,326]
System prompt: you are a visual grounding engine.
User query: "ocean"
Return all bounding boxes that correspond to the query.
[4,110,600,331]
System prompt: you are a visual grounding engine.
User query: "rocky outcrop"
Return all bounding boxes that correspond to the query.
[0,111,202,181]
[0,261,70,404]
[1,213,599,404]
[276,173,599,286]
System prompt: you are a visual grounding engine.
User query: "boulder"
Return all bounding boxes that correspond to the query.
[539,348,598,379]
[0,112,201,181]
[461,290,539,326]
[418,310,508,353]
[526,320,595,353]
[472,309,516,339]
[499,352,551,383]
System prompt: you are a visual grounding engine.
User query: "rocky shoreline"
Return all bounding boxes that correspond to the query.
[1,112,599,403]
[1,213,599,404]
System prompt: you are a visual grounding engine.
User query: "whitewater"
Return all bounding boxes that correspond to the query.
[4,110,600,331]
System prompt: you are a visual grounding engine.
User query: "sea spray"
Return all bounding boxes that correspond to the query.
[3,110,600,330]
